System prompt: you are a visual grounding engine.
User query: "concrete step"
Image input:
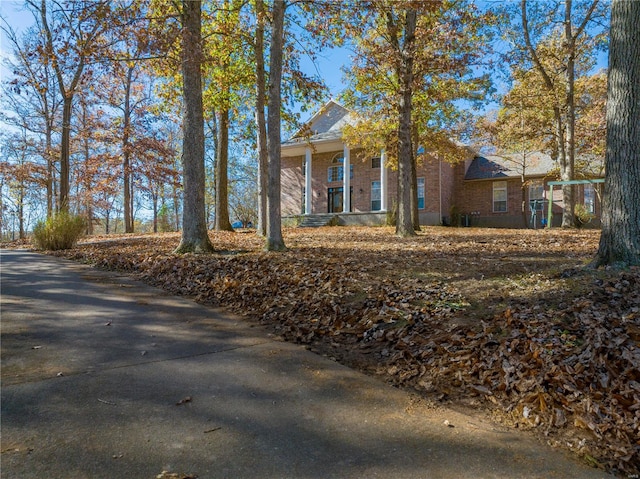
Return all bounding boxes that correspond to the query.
[298,215,337,228]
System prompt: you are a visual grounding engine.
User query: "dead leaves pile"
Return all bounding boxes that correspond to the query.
[52,227,639,476]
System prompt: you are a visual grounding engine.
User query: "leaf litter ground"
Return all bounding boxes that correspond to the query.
[39,226,639,476]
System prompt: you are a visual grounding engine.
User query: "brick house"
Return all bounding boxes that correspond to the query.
[453,153,603,228]
[280,101,603,228]
[281,100,460,226]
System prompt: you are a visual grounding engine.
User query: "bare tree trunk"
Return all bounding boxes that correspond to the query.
[175,0,214,254]
[172,182,180,231]
[265,0,286,251]
[215,107,233,231]
[562,0,577,228]
[123,65,134,233]
[410,154,419,231]
[45,130,54,216]
[152,191,158,233]
[255,0,268,237]
[593,0,640,267]
[395,8,417,237]
[59,96,72,212]
[81,105,94,235]
[18,182,25,240]
[521,174,528,228]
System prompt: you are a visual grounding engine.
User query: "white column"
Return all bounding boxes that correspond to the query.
[380,149,388,212]
[304,147,312,214]
[343,145,351,213]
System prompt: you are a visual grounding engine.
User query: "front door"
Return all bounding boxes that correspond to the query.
[327,187,353,213]
[328,187,343,213]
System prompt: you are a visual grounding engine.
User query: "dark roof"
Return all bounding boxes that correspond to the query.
[465,152,557,180]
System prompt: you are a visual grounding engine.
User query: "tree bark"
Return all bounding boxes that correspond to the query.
[593,0,640,267]
[265,0,286,251]
[45,124,54,216]
[395,8,417,237]
[255,0,268,237]
[123,65,134,233]
[175,0,214,254]
[59,96,73,212]
[152,191,158,233]
[410,152,419,231]
[214,107,233,231]
[562,0,577,228]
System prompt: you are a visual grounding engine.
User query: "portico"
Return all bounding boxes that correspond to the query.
[300,144,388,215]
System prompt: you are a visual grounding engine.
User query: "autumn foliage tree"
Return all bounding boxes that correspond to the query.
[511,0,608,227]
[342,0,496,236]
[35,0,113,212]
[1,16,61,217]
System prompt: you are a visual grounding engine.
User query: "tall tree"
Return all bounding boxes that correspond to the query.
[254,0,268,237]
[593,0,640,267]
[0,133,45,239]
[393,7,417,237]
[203,0,245,232]
[35,0,111,212]
[518,0,607,227]
[175,0,214,253]
[265,0,286,251]
[343,0,495,235]
[1,17,61,217]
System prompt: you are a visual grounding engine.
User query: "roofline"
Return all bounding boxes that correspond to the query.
[287,99,348,140]
[463,173,551,182]
[281,137,346,158]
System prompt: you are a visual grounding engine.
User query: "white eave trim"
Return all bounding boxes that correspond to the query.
[281,137,346,157]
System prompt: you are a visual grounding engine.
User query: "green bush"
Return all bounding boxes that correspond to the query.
[574,204,596,228]
[32,212,86,250]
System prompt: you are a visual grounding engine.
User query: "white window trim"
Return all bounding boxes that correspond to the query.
[493,180,508,213]
[371,180,381,211]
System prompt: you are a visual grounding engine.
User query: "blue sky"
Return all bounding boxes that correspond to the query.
[0,0,33,83]
[1,0,608,123]
[0,0,352,114]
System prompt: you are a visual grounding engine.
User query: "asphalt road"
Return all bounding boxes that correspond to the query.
[0,249,612,479]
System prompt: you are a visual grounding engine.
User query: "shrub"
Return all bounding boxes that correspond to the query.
[32,212,86,250]
[574,204,596,228]
[449,205,461,227]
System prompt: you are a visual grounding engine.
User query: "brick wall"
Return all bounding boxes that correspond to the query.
[283,147,492,227]
[281,156,304,216]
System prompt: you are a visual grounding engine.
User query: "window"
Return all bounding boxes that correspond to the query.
[371,181,381,211]
[328,165,342,182]
[417,177,425,209]
[493,181,508,212]
[584,184,596,213]
[327,157,353,183]
[528,180,544,211]
[371,157,381,169]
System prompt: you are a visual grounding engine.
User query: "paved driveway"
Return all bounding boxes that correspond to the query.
[0,250,611,478]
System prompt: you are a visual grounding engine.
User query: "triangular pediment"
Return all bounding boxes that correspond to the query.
[287,100,357,143]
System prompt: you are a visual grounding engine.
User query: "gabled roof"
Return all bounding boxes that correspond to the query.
[283,100,357,147]
[465,152,557,180]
